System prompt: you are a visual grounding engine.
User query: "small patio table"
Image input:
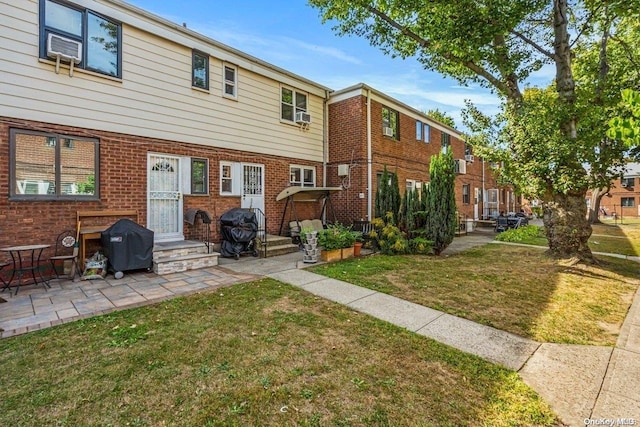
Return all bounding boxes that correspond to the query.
[0,244,51,296]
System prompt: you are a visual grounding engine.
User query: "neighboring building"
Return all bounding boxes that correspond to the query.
[593,163,640,218]
[326,84,513,225]
[1,0,331,248]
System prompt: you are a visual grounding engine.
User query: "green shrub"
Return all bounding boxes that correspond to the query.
[318,224,357,250]
[409,237,434,254]
[495,225,544,242]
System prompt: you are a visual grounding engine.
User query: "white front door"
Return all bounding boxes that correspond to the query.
[241,163,264,213]
[148,153,183,242]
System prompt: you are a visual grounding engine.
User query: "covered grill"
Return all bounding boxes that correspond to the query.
[219,208,258,259]
[101,219,154,278]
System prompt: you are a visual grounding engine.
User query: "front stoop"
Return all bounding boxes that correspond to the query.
[153,240,219,275]
[262,234,300,258]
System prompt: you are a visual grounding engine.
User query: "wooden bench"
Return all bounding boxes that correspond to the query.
[77,210,139,262]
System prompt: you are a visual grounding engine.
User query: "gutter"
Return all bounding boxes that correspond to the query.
[366,88,372,220]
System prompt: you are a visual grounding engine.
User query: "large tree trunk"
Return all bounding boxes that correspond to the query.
[543,0,595,263]
[543,192,595,262]
[587,187,608,224]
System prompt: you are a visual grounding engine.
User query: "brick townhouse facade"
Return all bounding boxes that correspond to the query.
[325,84,512,225]
[589,162,640,219]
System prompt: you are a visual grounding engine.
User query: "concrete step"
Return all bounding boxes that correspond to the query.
[153,240,210,259]
[153,252,219,275]
[265,243,300,257]
[262,234,294,247]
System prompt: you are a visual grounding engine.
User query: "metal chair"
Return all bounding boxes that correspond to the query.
[49,230,81,280]
[0,260,10,290]
[495,216,509,232]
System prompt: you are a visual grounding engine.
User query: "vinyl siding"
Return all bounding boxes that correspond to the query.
[0,0,326,162]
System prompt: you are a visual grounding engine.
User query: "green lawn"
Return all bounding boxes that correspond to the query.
[497,223,640,256]
[0,279,559,426]
[310,245,639,345]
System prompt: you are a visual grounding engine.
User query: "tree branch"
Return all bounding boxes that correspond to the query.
[610,35,640,73]
[364,5,518,99]
[510,29,558,61]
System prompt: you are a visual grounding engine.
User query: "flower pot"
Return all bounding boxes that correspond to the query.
[353,242,362,257]
[320,248,342,262]
[341,246,354,260]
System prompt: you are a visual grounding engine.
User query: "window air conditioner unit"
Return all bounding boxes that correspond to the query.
[621,182,628,187]
[455,159,467,174]
[47,33,82,63]
[465,154,474,163]
[383,126,394,137]
[295,111,311,124]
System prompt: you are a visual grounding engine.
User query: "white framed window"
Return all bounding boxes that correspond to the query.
[622,197,635,207]
[416,121,430,142]
[382,106,399,139]
[441,132,451,153]
[220,161,241,195]
[462,184,470,204]
[223,63,237,99]
[281,86,308,122]
[290,165,315,187]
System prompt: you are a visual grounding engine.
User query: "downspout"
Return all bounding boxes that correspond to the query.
[323,90,329,186]
[366,88,372,220]
[482,158,485,219]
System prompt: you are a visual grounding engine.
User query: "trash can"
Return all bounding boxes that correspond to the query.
[101,219,154,278]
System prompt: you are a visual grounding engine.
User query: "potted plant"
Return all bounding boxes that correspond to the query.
[318,224,357,262]
[352,231,363,256]
[301,226,319,263]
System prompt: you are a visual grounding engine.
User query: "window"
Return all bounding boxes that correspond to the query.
[382,107,399,139]
[621,197,635,207]
[223,63,237,98]
[192,51,209,90]
[281,87,307,122]
[621,177,635,188]
[191,158,208,195]
[40,0,121,77]
[462,184,470,204]
[10,129,99,199]
[465,144,473,156]
[441,132,451,153]
[221,162,234,195]
[416,121,431,142]
[290,165,315,187]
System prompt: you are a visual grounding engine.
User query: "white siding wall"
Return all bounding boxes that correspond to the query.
[0,0,326,162]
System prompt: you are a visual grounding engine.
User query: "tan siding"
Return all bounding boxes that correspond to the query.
[1,0,325,162]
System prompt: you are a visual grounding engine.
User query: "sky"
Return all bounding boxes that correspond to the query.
[124,0,552,130]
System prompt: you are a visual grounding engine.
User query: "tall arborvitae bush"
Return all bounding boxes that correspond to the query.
[374,165,400,224]
[425,151,457,255]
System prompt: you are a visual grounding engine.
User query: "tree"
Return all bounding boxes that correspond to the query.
[609,89,640,146]
[309,0,640,262]
[425,150,456,255]
[426,109,456,128]
[375,165,401,224]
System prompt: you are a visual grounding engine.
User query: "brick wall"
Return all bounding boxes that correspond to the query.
[0,118,323,256]
[327,96,510,224]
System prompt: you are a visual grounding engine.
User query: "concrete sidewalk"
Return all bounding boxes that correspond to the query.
[1,230,639,425]
[219,231,640,426]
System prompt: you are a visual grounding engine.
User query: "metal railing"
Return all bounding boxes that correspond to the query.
[245,207,268,258]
